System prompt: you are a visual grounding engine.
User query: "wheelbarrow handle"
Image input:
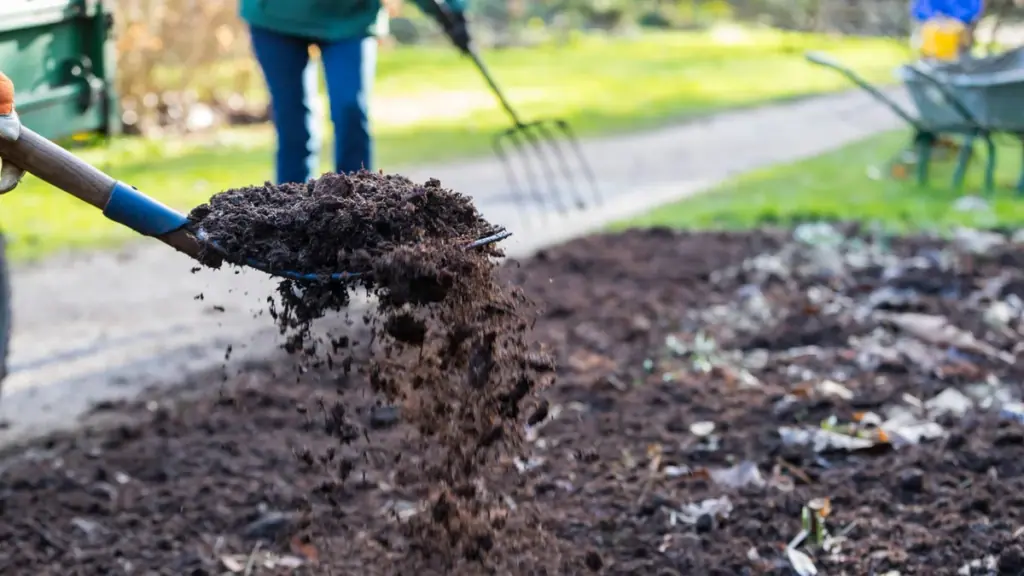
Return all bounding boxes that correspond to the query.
[0,124,203,258]
[902,62,982,128]
[804,51,924,131]
[804,51,846,71]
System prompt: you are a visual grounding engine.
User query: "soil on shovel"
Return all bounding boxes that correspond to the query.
[4,225,1024,575]
[188,171,501,278]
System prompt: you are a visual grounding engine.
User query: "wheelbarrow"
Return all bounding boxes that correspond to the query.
[805,48,1024,196]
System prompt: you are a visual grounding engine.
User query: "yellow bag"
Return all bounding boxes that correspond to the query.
[918,17,967,61]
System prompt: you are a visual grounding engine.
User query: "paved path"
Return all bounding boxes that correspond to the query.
[0,87,910,447]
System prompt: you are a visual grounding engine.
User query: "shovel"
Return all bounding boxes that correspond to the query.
[0,100,510,282]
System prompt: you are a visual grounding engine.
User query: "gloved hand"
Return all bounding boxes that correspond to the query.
[442,10,472,54]
[0,72,25,195]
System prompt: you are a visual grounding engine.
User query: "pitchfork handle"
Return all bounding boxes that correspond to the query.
[427,0,526,127]
[465,51,526,127]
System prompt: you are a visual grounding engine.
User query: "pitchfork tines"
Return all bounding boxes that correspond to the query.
[468,51,603,221]
[424,0,602,222]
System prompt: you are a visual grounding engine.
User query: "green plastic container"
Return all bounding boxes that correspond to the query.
[0,0,119,140]
[0,1,120,394]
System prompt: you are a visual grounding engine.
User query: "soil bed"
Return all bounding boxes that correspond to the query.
[3,225,1024,575]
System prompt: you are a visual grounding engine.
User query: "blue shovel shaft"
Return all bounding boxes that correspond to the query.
[0,125,202,259]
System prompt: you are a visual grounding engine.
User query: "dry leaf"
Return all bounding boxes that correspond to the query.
[883,312,1015,364]
[710,461,766,489]
[817,380,854,400]
[779,426,879,453]
[277,555,306,568]
[678,496,733,524]
[567,350,616,373]
[786,547,819,576]
[647,443,663,473]
[290,536,319,563]
[689,421,716,437]
[220,555,245,573]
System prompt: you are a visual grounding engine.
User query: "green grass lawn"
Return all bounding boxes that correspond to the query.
[620,129,1024,233]
[5,27,911,262]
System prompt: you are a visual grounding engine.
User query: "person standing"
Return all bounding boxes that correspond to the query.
[239,0,472,184]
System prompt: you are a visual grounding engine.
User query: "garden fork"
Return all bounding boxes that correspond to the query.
[428,1,602,222]
[474,51,602,220]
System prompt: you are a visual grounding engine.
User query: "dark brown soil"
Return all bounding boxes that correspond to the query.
[3,226,1024,575]
[188,171,500,278]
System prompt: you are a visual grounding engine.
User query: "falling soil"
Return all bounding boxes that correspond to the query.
[189,171,554,569]
[4,226,1024,574]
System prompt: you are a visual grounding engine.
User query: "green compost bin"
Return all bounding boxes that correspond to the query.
[0,0,118,141]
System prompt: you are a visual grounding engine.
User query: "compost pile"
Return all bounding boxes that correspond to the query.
[189,171,556,570]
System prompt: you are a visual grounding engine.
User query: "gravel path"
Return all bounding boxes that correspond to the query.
[0,88,908,447]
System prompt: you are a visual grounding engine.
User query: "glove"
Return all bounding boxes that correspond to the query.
[443,10,472,54]
[0,72,24,195]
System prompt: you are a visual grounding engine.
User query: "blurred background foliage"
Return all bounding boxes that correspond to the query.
[109,0,918,136]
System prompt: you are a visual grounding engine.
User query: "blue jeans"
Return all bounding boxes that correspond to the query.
[249,27,377,184]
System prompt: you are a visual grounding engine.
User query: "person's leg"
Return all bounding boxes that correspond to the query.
[248,26,321,184]
[319,36,377,174]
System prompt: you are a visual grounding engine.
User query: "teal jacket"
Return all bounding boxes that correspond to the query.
[240,0,466,42]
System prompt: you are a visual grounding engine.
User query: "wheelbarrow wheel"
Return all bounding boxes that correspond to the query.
[0,233,10,397]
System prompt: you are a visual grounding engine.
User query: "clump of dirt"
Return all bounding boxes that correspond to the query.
[190,171,503,351]
[189,171,501,278]
[189,170,555,568]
